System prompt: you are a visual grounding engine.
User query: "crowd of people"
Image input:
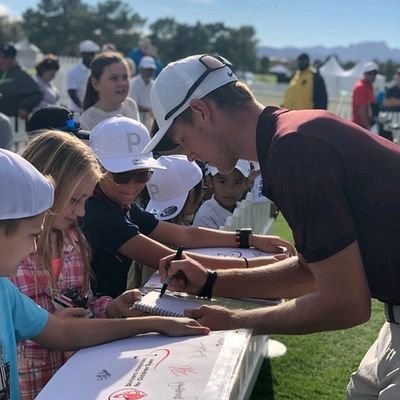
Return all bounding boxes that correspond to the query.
[0,37,400,400]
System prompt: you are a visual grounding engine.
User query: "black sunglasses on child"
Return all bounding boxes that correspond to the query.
[111,169,154,185]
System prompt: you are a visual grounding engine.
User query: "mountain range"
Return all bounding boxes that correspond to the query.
[257,41,400,63]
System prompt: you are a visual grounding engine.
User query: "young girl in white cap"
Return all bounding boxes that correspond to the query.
[0,148,208,400]
[84,116,295,298]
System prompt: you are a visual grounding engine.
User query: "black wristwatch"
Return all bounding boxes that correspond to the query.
[198,270,218,299]
[235,228,252,248]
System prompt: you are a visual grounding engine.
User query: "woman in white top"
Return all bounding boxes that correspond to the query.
[33,55,60,110]
[79,51,139,130]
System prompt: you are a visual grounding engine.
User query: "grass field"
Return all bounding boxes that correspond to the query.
[249,215,385,399]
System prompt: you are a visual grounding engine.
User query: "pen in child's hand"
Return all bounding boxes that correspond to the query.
[159,246,184,298]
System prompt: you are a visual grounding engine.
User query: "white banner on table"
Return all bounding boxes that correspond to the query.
[36,330,251,400]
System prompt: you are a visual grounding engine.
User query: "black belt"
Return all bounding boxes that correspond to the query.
[384,304,400,324]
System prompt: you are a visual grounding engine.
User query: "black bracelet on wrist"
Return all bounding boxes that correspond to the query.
[198,270,218,299]
[235,228,252,248]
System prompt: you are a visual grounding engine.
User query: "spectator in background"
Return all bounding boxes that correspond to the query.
[282,53,328,110]
[79,51,139,130]
[383,69,400,110]
[65,40,100,115]
[193,160,251,230]
[34,55,60,110]
[0,43,42,120]
[0,112,13,150]
[352,61,378,130]
[128,37,163,77]
[125,57,136,78]
[129,56,156,129]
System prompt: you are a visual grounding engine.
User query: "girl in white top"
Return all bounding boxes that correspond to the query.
[79,52,139,130]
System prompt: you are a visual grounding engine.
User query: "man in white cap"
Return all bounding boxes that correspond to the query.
[129,55,157,129]
[144,54,400,399]
[352,60,379,129]
[65,39,100,114]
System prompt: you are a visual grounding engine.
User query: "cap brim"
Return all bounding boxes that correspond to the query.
[100,155,166,173]
[145,194,188,221]
[142,118,174,154]
[73,129,90,141]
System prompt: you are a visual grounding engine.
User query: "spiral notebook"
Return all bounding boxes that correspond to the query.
[132,291,204,317]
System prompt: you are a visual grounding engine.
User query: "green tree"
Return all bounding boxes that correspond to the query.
[0,15,24,43]
[22,0,145,55]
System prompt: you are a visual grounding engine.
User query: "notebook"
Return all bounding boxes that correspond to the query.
[132,291,204,317]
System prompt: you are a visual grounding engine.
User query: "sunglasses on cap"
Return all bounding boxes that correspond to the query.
[164,54,232,121]
[59,117,90,141]
[111,169,154,185]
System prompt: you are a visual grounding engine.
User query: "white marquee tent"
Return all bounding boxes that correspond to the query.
[320,56,386,99]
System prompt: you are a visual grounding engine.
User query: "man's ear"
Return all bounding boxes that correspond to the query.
[189,99,211,122]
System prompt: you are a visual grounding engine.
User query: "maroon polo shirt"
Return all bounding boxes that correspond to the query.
[256,106,400,303]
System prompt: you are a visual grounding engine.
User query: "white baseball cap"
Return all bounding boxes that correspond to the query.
[90,116,166,173]
[207,159,251,178]
[363,61,379,74]
[79,39,100,53]
[139,56,156,70]
[0,149,54,220]
[143,54,237,154]
[145,155,203,220]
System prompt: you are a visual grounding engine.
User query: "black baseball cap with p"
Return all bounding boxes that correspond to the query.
[143,54,238,154]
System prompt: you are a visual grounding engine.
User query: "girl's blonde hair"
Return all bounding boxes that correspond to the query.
[22,130,102,291]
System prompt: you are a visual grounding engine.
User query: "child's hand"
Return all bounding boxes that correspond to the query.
[106,289,143,318]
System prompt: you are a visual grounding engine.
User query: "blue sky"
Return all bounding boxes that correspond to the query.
[2,0,400,48]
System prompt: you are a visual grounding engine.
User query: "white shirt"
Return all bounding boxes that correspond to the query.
[129,75,153,109]
[65,62,90,113]
[192,195,233,230]
[79,97,140,130]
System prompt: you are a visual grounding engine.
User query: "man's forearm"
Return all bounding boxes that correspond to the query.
[213,256,316,299]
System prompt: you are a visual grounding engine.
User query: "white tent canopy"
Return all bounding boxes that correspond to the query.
[15,38,42,70]
[320,56,386,99]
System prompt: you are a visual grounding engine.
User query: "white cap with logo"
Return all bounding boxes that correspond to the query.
[90,116,166,173]
[145,155,203,220]
[143,54,237,154]
[207,159,251,178]
[0,149,54,220]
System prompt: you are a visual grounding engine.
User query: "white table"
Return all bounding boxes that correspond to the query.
[36,330,268,400]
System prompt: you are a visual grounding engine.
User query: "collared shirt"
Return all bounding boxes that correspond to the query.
[256,106,400,304]
[65,62,90,113]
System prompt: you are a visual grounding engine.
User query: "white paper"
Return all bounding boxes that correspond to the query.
[36,330,251,400]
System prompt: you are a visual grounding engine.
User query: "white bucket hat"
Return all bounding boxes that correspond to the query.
[143,54,237,153]
[0,149,54,220]
[145,155,203,220]
[90,116,166,173]
[207,159,251,178]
